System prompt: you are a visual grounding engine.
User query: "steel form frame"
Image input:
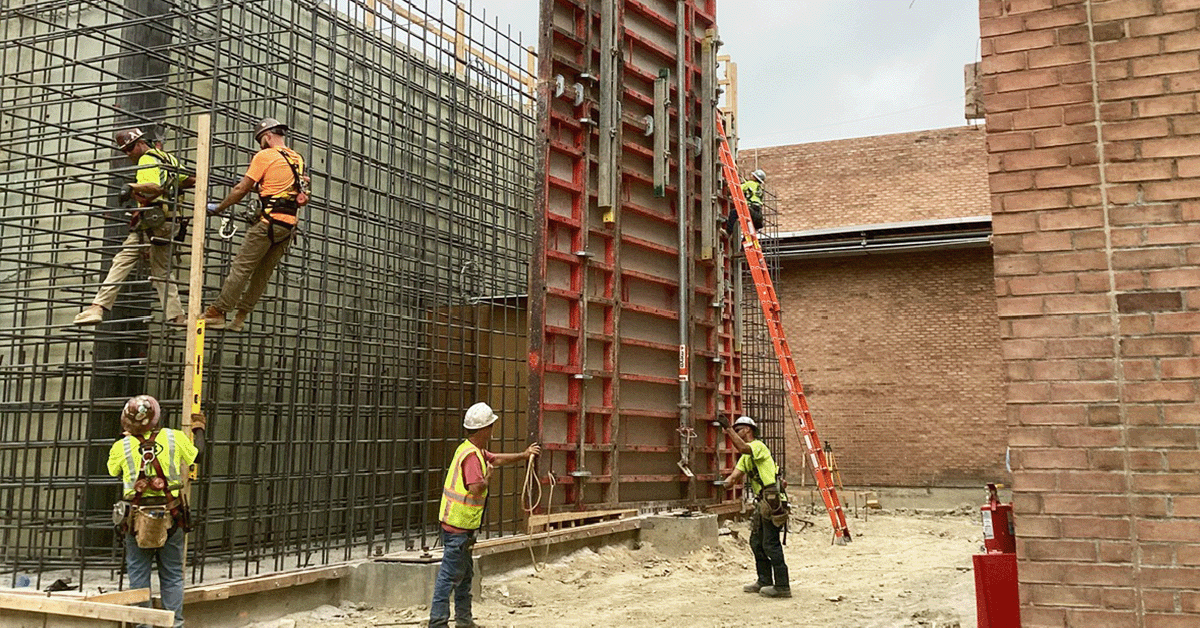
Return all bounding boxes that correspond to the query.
[529,0,785,512]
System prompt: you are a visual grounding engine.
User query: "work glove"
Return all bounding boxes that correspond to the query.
[715,416,730,430]
[118,184,134,203]
[206,202,222,215]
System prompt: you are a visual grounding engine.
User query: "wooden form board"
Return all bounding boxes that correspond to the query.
[529,0,741,512]
[0,592,173,627]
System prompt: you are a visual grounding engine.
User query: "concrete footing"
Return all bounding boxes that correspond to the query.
[639,512,718,557]
[342,559,479,609]
[139,512,720,627]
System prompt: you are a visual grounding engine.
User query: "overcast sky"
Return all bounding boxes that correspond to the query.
[471,0,981,149]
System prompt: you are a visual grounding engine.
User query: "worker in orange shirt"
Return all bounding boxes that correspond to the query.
[203,118,309,332]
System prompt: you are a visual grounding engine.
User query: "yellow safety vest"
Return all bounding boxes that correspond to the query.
[439,440,488,530]
[117,429,185,499]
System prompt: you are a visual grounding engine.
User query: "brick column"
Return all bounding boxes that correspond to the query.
[981,0,1200,625]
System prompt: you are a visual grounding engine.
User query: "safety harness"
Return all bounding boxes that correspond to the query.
[116,430,191,535]
[258,149,307,240]
[129,149,187,246]
[743,442,790,540]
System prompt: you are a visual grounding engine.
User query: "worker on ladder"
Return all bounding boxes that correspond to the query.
[203,117,309,332]
[720,415,791,598]
[430,402,540,628]
[74,128,193,326]
[722,169,766,237]
[108,395,204,628]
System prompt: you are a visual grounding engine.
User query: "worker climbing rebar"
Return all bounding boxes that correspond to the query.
[74,129,194,326]
[203,118,310,332]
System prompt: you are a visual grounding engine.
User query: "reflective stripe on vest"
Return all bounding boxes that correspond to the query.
[120,429,183,495]
[439,440,487,530]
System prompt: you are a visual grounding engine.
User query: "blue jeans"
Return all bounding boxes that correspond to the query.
[429,529,476,628]
[125,527,185,628]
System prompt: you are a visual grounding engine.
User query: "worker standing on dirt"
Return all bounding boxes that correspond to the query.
[74,128,193,326]
[203,117,309,332]
[721,415,791,598]
[108,395,204,628]
[430,402,541,628]
[723,169,766,237]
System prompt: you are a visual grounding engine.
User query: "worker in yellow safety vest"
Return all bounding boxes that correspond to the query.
[724,168,766,237]
[430,402,540,628]
[74,128,194,326]
[108,395,205,628]
[721,415,791,598]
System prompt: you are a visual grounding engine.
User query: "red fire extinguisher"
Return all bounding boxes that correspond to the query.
[981,483,1015,554]
[973,483,1019,628]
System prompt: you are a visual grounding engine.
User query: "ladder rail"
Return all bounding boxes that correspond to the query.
[715,113,852,543]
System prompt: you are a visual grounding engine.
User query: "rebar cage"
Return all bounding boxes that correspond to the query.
[0,0,787,591]
[1,0,535,587]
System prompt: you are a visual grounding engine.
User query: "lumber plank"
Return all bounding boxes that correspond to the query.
[474,518,641,557]
[0,592,173,627]
[526,508,636,528]
[182,564,349,604]
[83,588,150,606]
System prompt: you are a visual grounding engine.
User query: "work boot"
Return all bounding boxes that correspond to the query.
[203,306,226,330]
[743,581,766,593]
[166,314,187,327]
[73,304,105,325]
[759,585,792,598]
[228,309,250,332]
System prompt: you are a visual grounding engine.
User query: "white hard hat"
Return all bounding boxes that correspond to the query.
[752,169,766,183]
[463,402,499,430]
[732,416,757,430]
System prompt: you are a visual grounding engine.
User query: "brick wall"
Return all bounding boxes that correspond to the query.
[777,249,1008,487]
[740,127,991,232]
[981,0,1200,625]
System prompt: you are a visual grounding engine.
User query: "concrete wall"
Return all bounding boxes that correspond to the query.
[980,0,1200,624]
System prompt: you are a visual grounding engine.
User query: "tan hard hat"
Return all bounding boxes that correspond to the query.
[254,118,288,141]
[121,395,161,436]
[114,128,145,151]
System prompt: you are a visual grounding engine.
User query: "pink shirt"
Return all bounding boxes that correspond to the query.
[442,448,496,533]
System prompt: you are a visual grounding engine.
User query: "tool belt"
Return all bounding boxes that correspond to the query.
[258,197,298,239]
[756,483,790,527]
[113,499,181,548]
[131,204,172,232]
[261,197,297,214]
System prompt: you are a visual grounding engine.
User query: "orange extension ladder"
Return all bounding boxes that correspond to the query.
[716,113,853,544]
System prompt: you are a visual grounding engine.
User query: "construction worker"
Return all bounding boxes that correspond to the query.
[107,395,204,628]
[430,402,541,628]
[721,415,791,598]
[74,129,193,326]
[723,168,766,237]
[202,117,309,332]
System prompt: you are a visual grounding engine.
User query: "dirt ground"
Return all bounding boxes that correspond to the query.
[254,509,982,628]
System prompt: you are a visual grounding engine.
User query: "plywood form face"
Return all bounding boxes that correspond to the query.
[530,0,740,511]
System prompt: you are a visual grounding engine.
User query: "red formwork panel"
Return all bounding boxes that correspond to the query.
[528,0,740,511]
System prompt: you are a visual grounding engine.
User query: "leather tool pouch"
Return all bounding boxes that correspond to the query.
[132,506,171,548]
[758,483,790,527]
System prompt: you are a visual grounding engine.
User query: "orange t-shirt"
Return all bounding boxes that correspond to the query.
[245,147,304,199]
